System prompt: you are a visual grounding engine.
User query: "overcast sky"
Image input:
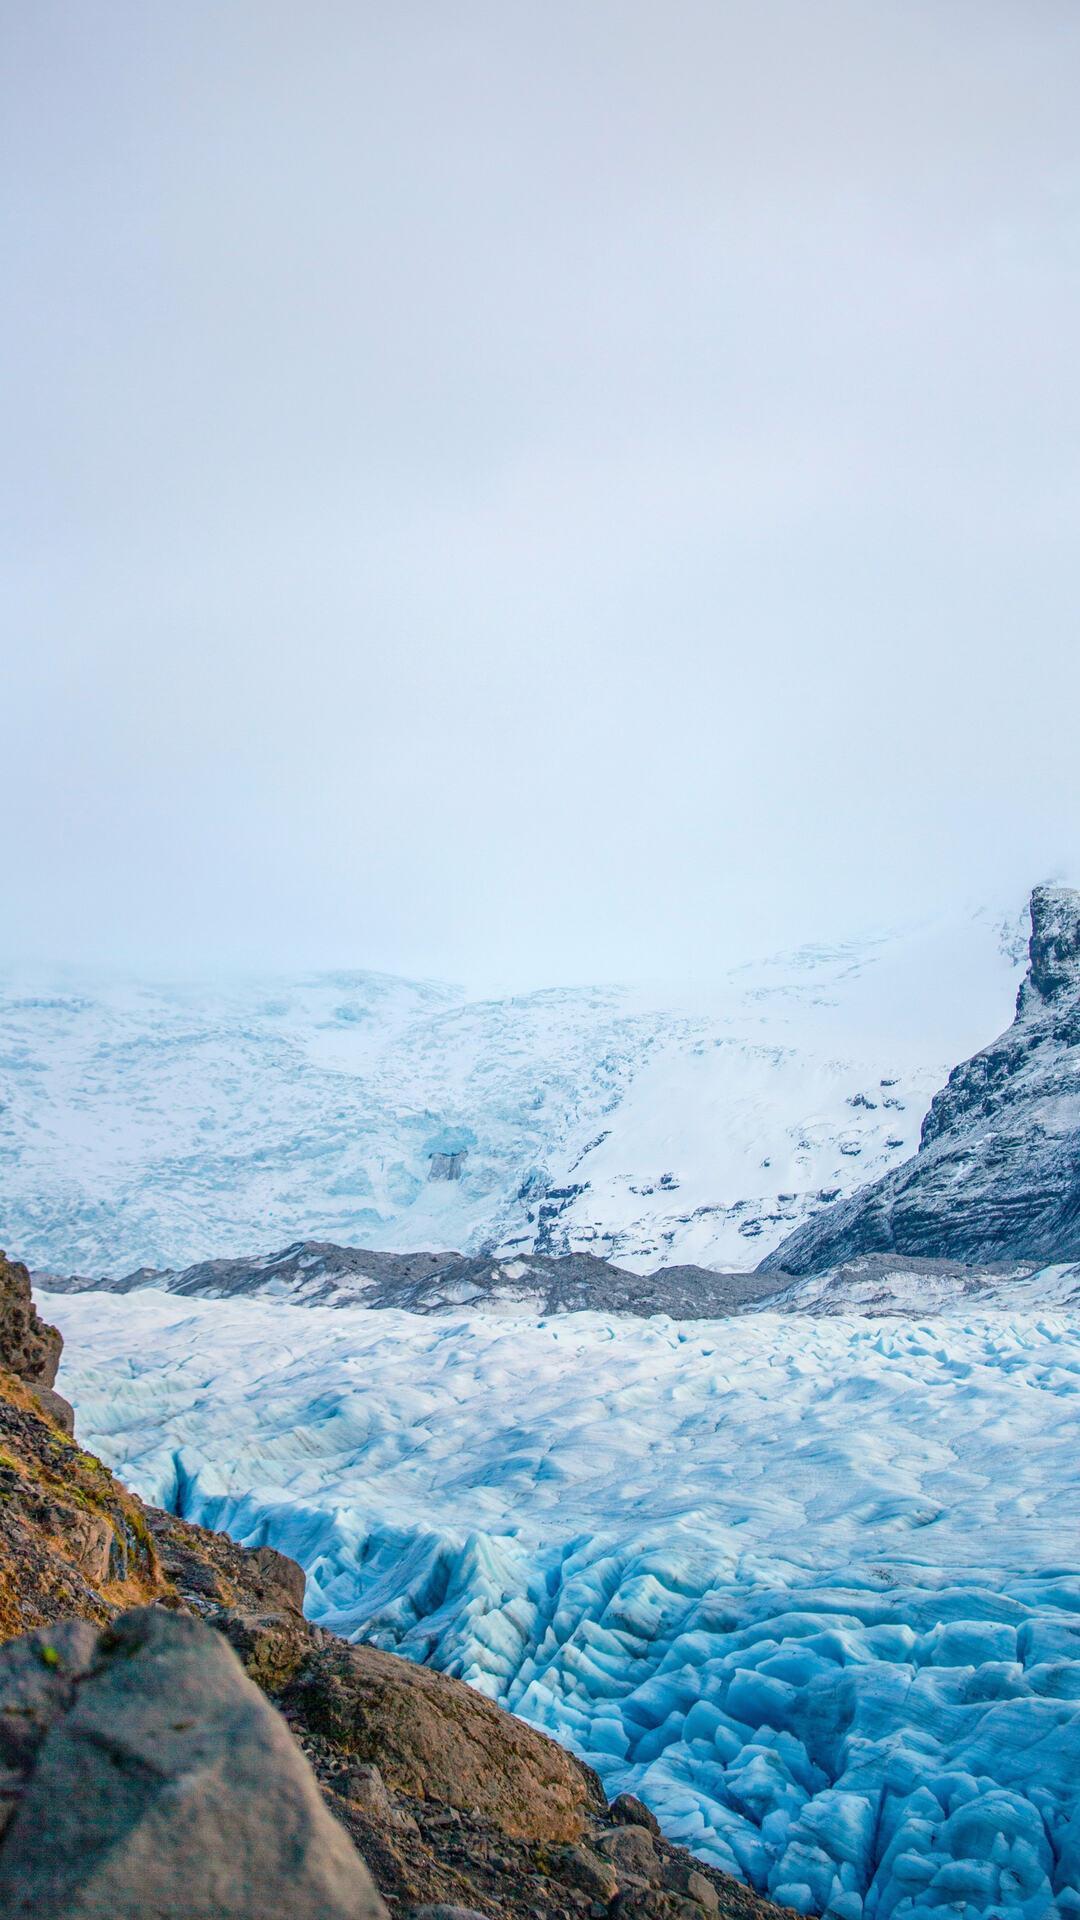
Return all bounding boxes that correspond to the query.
[3,1,1079,989]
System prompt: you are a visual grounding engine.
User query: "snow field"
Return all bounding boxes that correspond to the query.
[2,910,1023,1274]
[47,1290,1080,1920]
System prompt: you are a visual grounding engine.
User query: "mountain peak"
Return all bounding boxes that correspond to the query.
[1018,883,1080,1014]
[763,883,1080,1274]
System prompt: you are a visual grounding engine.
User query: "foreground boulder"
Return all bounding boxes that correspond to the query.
[0,1606,386,1920]
[763,884,1080,1274]
[284,1639,606,1842]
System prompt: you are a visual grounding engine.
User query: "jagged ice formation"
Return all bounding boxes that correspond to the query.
[45,1285,1080,1920]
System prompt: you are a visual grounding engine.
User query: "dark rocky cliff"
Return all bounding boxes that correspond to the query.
[761,885,1080,1275]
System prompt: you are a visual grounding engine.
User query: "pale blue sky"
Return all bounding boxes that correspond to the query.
[4,2,1080,987]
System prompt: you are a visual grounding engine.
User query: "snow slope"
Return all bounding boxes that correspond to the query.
[1,908,1026,1276]
[47,1286,1080,1920]
[765,887,1080,1275]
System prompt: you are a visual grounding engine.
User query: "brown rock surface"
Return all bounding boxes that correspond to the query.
[27,1385,75,1434]
[599,1826,661,1880]
[0,1368,169,1637]
[0,1358,312,1645]
[300,1755,803,1920]
[610,1794,662,1836]
[0,1251,62,1388]
[146,1504,308,1616]
[548,1841,619,1902]
[284,1639,607,1842]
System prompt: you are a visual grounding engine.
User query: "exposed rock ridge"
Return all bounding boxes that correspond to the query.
[39,1243,784,1319]
[0,1250,62,1389]
[920,884,1080,1149]
[762,885,1080,1274]
[0,1355,315,1638]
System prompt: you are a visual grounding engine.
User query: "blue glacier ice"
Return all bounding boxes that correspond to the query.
[45,1288,1080,1920]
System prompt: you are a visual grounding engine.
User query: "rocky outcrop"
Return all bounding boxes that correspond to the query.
[311,1766,786,1920]
[762,886,1080,1275]
[0,1607,386,1919]
[0,1250,62,1388]
[0,1366,168,1638]
[283,1640,606,1842]
[41,1242,781,1318]
[147,1505,308,1618]
[0,1346,324,1642]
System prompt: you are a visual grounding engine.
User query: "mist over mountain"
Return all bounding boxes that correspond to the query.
[1,906,1025,1278]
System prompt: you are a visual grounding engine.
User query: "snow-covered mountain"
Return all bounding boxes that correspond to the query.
[21,894,1080,1920]
[765,886,1080,1275]
[1,907,1027,1277]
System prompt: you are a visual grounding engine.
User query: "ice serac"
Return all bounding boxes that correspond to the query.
[762,885,1080,1276]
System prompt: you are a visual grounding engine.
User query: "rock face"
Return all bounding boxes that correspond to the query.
[41,1242,782,1319]
[284,1640,606,1843]
[0,1607,386,1920]
[0,1250,62,1387]
[0,1367,168,1638]
[762,885,1080,1275]
[0,1349,313,1641]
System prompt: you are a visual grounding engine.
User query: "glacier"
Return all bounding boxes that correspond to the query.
[1,906,1027,1276]
[46,1285,1080,1920]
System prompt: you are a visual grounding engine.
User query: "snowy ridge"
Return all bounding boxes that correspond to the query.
[40,1241,1080,1321]
[757,1255,1080,1317]
[47,1287,1080,1920]
[765,887,1080,1275]
[37,1241,790,1319]
[1,908,1024,1275]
